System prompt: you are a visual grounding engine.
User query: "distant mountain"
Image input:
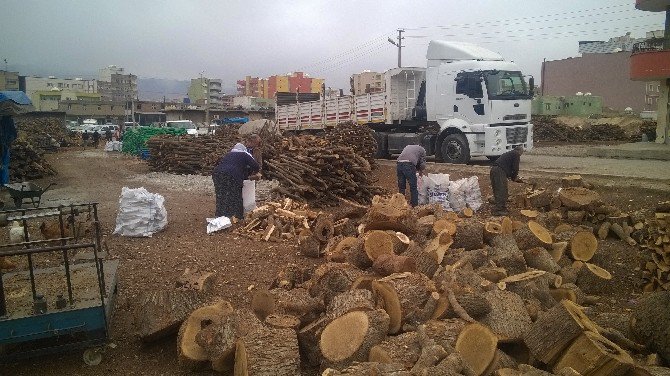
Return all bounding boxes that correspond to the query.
[138,78,190,102]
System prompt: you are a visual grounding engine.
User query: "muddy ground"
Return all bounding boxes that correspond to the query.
[2,146,668,375]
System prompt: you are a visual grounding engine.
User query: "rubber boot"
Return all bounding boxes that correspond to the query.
[0,257,16,270]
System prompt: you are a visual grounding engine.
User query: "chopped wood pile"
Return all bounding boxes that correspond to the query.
[137,192,670,375]
[533,116,629,143]
[635,201,670,292]
[9,139,56,181]
[145,123,384,206]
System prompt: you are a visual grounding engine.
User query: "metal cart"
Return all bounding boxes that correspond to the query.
[3,182,55,209]
[0,203,118,362]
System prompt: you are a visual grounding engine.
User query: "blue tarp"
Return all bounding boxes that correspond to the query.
[0,91,32,106]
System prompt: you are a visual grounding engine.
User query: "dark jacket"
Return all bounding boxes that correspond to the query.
[213,151,260,182]
[493,149,521,180]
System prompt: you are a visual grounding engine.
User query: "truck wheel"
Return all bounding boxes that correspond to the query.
[441,134,470,164]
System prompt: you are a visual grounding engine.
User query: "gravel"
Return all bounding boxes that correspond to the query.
[127,172,214,193]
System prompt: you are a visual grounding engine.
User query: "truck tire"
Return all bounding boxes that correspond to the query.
[440,134,471,164]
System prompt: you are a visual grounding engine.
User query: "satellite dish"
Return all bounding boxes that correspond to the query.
[576,92,584,96]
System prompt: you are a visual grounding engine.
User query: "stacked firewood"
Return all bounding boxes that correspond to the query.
[136,192,670,375]
[15,114,79,147]
[145,135,235,175]
[325,121,378,164]
[635,201,670,292]
[533,116,629,143]
[262,134,385,206]
[9,139,56,181]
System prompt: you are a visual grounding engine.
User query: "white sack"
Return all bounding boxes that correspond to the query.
[425,173,451,210]
[104,141,122,152]
[113,187,168,237]
[206,216,232,234]
[464,176,483,211]
[242,180,256,214]
[448,178,468,212]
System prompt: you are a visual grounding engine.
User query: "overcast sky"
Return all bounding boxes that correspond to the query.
[0,0,665,94]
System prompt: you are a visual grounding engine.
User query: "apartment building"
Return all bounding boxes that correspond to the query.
[351,70,384,95]
[187,77,223,106]
[237,72,324,99]
[98,65,138,101]
[0,70,20,91]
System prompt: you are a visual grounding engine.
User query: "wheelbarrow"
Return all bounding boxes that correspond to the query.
[3,182,56,208]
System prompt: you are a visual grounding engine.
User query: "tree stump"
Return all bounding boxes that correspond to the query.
[513,221,552,250]
[630,291,670,363]
[480,290,532,343]
[136,289,208,343]
[372,272,437,334]
[451,220,484,251]
[524,299,599,365]
[177,300,234,371]
[455,322,498,376]
[234,326,301,376]
[368,331,421,369]
[553,330,634,376]
[490,235,527,275]
[319,309,390,370]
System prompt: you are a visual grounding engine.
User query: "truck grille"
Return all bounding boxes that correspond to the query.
[506,127,528,144]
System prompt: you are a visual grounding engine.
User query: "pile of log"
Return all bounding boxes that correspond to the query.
[15,113,80,147]
[144,123,384,206]
[532,116,629,143]
[262,134,385,206]
[146,192,669,375]
[324,121,378,164]
[636,201,670,292]
[9,139,56,181]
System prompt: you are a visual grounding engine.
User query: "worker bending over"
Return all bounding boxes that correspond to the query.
[490,146,525,216]
[397,144,427,207]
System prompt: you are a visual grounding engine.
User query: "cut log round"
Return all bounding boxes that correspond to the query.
[559,187,602,210]
[388,231,410,254]
[234,326,300,376]
[455,322,498,376]
[480,290,532,343]
[325,289,376,320]
[314,214,335,243]
[513,221,552,250]
[298,229,322,258]
[484,221,503,244]
[463,207,474,218]
[328,236,359,263]
[490,234,527,275]
[553,330,634,376]
[177,300,234,371]
[362,193,417,234]
[372,272,437,334]
[524,299,600,365]
[451,220,484,251]
[319,309,390,370]
[372,253,417,276]
[368,331,421,369]
[363,230,395,262]
[570,231,598,262]
[549,241,568,263]
[630,291,670,363]
[309,263,363,305]
[136,289,208,343]
[584,262,612,280]
[251,288,275,320]
[523,247,561,273]
[403,241,439,277]
[501,217,514,235]
[433,219,458,236]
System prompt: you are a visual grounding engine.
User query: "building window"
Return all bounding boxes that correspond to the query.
[545,103,551,110]
[137,104,142,110]
[68,104,72,110]
[658,85,661,92]
[648,84,654,91]
[98,106,101,110]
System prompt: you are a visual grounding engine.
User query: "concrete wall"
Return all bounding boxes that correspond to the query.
[352,71,385,95]
[0,70,20,90]
[542,52,647,112]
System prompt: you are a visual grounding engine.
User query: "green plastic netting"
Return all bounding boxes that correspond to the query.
[121,127,186,156]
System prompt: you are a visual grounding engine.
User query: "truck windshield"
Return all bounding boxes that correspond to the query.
[484,71,530,100]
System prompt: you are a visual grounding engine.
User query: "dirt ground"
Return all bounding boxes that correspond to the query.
[2,146,668,375]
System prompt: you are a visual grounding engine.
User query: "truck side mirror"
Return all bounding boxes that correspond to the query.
[528,77,535,97]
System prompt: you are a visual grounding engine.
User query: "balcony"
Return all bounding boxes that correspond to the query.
[630,38,670,80]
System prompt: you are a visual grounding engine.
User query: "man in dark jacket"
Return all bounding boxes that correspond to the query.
[212,134,261,220]
[92,130,101,148]
[490,146,524,216]
[397,144,427,207]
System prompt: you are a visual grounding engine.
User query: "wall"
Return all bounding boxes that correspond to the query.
[352,71,385,95]
[542,52,647,112]
[59,100,125,123]
[0,70,20,90]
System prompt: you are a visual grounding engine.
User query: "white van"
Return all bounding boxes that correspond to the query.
[165,120,198,135]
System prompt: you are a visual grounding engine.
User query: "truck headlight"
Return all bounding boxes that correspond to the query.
[496,139,502,145]
[494,129,501,137]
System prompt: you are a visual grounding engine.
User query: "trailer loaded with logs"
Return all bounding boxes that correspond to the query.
[134,191,670,375]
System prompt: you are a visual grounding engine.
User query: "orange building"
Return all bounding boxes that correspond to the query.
[238,72,323,99]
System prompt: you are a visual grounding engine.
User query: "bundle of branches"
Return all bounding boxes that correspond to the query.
[9,139,56,181]
[262,134,385,207]
[323,122,378,164]
[146,135,239,175]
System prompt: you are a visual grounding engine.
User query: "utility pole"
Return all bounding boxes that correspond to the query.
[387,29,405,68]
